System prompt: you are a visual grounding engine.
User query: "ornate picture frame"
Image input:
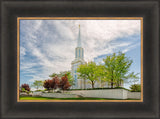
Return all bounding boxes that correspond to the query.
[0,0,159,118]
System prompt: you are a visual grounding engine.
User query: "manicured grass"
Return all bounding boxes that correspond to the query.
[20,96,140,100]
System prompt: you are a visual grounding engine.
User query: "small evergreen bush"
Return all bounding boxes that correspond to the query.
[130,84,141,92]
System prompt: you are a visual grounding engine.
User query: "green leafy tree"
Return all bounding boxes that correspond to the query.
[49,73,58,77]
[94,64,107,88]
[65,72,75,87]
[32,80,43,90]
[49,72,67,78]
[88,62,99,88]
[103,52,133,88]
[130,84,141,92]
[77,62,99,89]
[127,72,140,84]
[77,63,89,89]
[21,88,26,92]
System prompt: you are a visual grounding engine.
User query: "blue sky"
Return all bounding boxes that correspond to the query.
[20,19,141,89]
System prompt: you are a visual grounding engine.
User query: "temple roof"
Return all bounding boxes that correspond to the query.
[77,25,81,47]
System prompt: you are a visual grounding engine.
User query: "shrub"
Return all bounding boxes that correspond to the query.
[43,79,51,90]
[51,76,59,89]
[32,80,43,90]
[21,84,30,91]
[43,75,71,91]
[130,84,141,92]
[43,76,60,91]
[21,88,26,92]
[35,90,43,92]
[69,87,130,91]
[59,75,71,91]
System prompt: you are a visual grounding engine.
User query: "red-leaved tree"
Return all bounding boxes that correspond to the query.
[50,76,59,90]
[43,79,51,90]
[43,77,60,91]
[43,74,71,91]
[59,74,71,91]
[21,83,30,91]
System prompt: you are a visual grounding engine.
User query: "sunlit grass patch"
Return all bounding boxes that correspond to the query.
[19,96,140,100]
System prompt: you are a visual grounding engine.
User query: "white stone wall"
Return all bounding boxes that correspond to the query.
[123,89,128,99]
[68,89,125,99]
[31,89,141,99]
[41,93,77,98]
[68,89,141,99]
[32,91,42,96]
[127,92,141,99]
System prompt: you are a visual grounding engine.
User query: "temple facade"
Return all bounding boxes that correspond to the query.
[71,25,123,89]
[71,25,86,89]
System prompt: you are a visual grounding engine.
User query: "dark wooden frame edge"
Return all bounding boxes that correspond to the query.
[0,0,159,118]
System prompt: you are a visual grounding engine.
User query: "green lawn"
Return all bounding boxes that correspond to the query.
[20,96,139,100]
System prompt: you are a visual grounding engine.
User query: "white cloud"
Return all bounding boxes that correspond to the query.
[20,19,141,83]
[122,42,140,53]
[20,47,26,56]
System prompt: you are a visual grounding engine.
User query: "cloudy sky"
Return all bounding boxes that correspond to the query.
[20,19,141,89]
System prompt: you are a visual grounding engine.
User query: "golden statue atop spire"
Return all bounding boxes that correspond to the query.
[79,24,80,28]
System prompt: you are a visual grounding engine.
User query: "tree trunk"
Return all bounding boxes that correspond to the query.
[111,70,114,88]
[84,79,86,89]
[91,81,94,89]
[111,79,113,88]
[100,80,102,88]
[117,81,120,87]
[119,80,121,87]
[80,80,82,89]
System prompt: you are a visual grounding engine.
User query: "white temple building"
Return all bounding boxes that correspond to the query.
[71,25,123,89]
[71,25,86,89]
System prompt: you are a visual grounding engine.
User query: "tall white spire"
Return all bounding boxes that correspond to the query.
[75,25,84,59]
[77,25,81,47]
